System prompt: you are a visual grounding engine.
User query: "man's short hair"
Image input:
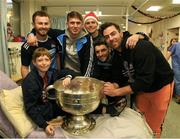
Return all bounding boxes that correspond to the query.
[67,11,83,22]
[32,11,50,23]
[93,37,108,48]
[100,22,121,35]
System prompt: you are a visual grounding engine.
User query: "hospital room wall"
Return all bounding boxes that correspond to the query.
[129,15,180,54]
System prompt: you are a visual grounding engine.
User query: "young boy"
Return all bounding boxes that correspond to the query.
[22,47,74,136]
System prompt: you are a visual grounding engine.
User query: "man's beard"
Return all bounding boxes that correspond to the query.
[36,29,48,37]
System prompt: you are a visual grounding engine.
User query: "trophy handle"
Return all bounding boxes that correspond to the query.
[46,85,56,100]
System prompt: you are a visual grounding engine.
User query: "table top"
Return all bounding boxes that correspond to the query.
[27,108,153,138]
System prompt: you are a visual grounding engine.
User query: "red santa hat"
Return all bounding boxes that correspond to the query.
[84,11,99,23]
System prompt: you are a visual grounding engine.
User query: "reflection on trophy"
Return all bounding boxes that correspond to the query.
[46,76,104,135]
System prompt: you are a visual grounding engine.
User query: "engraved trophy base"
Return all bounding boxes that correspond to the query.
[62,115,96,136]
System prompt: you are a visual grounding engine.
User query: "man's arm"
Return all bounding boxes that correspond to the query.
[56,53,61,71]
[125,31,149,49]
[126,34,140,48]
[166,51,172,61]
[21,42,31,78]
[21,65,29,79]
[31,28,64,38]
[27,28,64,46]
[103,82,133,97]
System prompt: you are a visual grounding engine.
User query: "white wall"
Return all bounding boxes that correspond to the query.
[128,15,180,54]
[20,0,41,36]
[129,23,149,35]
[19,0,180,46]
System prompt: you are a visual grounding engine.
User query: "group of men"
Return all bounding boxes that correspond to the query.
[20,10,174,138]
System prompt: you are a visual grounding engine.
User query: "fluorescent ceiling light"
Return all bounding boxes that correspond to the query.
[172,0,180,4]
[146,6,162,11]
[6,0,12,3]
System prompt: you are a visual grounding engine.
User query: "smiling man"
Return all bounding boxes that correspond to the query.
[84,11,102,42]
[46,11,94,76]
[26,11,94,77]
[21,11,60,78]
[92,39,111,81]
[100,22,174,137]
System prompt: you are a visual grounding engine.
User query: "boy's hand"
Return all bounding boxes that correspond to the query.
[45,124,55,136]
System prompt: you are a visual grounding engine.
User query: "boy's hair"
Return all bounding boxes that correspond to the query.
[100,22,121,35]
[67,11,83,22]
[32,47,51,61]
[32,11,50,23]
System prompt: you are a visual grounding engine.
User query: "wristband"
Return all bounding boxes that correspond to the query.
[65,75,72,79]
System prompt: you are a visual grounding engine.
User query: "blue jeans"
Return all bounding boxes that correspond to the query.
[173,66,180,96]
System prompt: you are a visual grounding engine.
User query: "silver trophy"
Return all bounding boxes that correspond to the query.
[46,76,104,135]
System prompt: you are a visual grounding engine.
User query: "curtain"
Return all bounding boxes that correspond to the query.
[0,0,10,75]
[51,16,66,30]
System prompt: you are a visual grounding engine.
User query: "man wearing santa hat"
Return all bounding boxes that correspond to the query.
[84,11,148,48]
[84,11,102,42]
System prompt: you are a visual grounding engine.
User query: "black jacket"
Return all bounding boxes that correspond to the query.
[120,35,174,93]
[22,67,75,129]
[92,51,114,82]
[92,31,132,86]
[48,29,94,76]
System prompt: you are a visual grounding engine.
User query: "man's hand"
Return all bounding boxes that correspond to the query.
[45,124,55,136]
[27,33,38,46]
[126,34,139,49]
[103,82,118,97]
[62,77,71,87]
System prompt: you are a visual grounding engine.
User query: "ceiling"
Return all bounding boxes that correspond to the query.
[39,0,180,25]
[13,0,180,26]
